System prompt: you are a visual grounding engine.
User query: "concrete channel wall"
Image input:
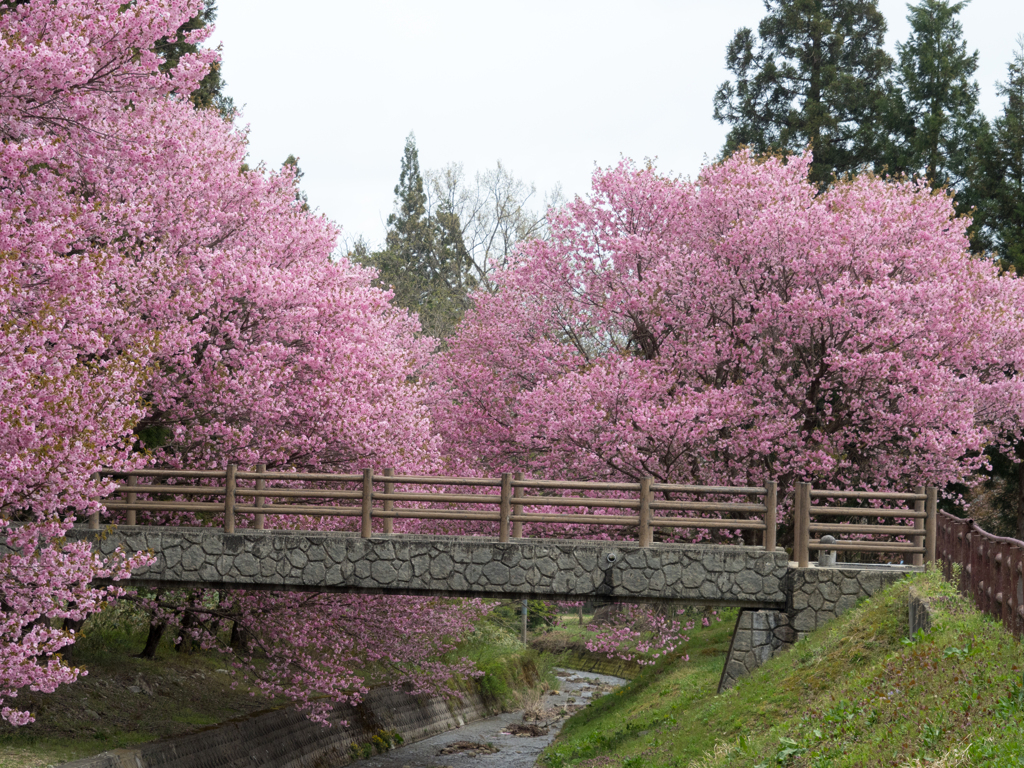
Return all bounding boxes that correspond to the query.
[59,685,493,768]
[65,526,791,606]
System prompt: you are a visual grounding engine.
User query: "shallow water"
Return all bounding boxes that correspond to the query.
[356,668,628,768]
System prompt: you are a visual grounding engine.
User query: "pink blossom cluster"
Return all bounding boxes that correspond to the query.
[584,604,692,666]
[431,152,1024,529]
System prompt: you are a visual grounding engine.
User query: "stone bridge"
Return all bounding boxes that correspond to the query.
[69,526,788,605]
[63,525,917,691]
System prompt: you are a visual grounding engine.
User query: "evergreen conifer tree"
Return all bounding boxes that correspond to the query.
[886,0,987,189]
[713,0,893,186]
[988,38,1024,272]
[156,0,234,117]
[369,134,474,340]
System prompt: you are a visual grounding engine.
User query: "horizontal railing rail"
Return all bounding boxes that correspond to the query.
[937,511,1024,639]
[794,482,937,568]
[94,465,779,550]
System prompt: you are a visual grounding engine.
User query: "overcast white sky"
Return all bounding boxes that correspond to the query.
[213,1,1024,250]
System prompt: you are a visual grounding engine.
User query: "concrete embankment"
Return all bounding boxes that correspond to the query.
[59,684,493,768]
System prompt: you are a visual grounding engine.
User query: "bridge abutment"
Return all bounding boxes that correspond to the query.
[717,564,918,692]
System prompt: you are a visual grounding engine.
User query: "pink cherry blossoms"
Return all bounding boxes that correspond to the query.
[0,0,473,725]
[431,152,1024,517]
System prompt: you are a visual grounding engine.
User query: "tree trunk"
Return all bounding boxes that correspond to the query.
[229,620,248,651]
[175,611,195,653]
[137,618,166,659]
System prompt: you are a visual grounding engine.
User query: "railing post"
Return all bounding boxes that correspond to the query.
[764,480,777,552]
[912,485,925,567]
[361,468,373,539]
[89,472,100,530]
[224,464,236,534]
[1001,540,1012,632]
[512,472,524,539]
[254,463,266,531]
[126,473,137,526]
[794,482,809,568]
[383,468,394,535]
[499,473,512,543]
[925,485,937,565]
[638,476,653,547]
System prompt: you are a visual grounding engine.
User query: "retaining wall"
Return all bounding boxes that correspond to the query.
[58,684,492,768]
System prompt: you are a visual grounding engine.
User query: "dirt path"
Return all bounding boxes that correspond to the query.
[356,669,627,768]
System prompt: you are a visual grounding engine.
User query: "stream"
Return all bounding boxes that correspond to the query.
[356,668,628,768]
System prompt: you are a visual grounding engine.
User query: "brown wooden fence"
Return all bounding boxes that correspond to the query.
[792,482,937,568]
[94,465,778,550]
[937,511,1024,639]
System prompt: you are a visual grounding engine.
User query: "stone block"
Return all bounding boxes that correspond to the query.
[735,569,763,595]
[482,561,510,585]
[622,570,648,593]
[370,561,398,584]
[181,545,205,571]
[302,562,326,586]
[429,554,454,579]
[731,631,752,653]
[791,608,817,632]
[835,593,861,615]
[471,549,490,564]
[680,564,705,589]
[573,549,597,571]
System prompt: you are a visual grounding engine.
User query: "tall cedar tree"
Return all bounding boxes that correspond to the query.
[368,134,474,340]
[155,0,234,117]
[890,0,985,185]
[989,38,1024,272]
[713,0,893,187]
[881,0,992,253]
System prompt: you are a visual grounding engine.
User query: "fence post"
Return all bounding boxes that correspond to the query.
[925,485,937,565]
[89,472,100,530]
[126,473,137,526]
[223,464,236,534]
[794,482,809,568]
[912,485,925,567]
[254,463,266,531]
[383,468,395,535]
[1001,540,1012,632]
[499,473,512,543]
[361,468,373,539]
[764,480,777,552]
[512,472,524,539]
[638,476,653,547]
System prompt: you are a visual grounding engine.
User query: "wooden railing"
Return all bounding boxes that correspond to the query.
[937,512,1024,639]
[793,482,937,568]
[93,466,778,550]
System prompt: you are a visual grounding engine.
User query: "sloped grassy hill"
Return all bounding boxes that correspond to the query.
[543,570,1024,768]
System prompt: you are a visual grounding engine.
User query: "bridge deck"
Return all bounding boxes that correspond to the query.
[69,526,790,605]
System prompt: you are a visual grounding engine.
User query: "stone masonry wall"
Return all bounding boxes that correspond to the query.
[62,526,791,605]
[58,681,493,768]
[718,564,915,692]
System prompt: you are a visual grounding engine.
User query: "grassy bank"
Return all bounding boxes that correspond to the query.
[542,570,1024,767]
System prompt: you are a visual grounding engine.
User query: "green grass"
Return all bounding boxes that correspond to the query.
[541,570,1024,768]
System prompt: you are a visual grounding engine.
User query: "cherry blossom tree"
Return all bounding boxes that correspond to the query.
[0,0,477,725]
[430,151,1024,533]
